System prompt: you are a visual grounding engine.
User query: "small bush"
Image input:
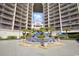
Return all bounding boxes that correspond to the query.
[0,36,8,40]
[68,34,79,39]
[0,36,2,40]
[37,34,45,39]
[54,34,67,40]
[20,33,32,39]
[0,36,17,40]
[20,36,25,39]
[7,36,17,39]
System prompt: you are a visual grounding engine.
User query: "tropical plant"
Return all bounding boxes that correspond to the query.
[37,34,45,39]
[56,34,66,40]
[37,27,46,46]
[48,26,55,37]
[40,27,46,32]
[37,34,45,46]
[63,27,71,39]
[31,28,35,33]
[21,28,32,42]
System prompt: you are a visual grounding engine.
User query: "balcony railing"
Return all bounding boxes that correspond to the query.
[0,15,13,20]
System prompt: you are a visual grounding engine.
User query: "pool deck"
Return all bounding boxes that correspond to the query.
[0,40,79,56]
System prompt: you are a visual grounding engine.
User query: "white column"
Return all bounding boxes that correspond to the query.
[26,3,29,29]
[48,3,50,28]
[77,3,79,13]
[42,3,45,28]
[31,3,34,29]
[59,3,63,32]
[12,3,17,31]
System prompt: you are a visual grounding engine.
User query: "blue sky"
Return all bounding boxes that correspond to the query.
[32,12,44,24]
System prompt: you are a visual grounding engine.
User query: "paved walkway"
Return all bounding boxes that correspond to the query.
[0,40,79,56]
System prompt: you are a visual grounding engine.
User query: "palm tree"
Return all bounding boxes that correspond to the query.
[48,26,55,37]
[63,27,71,39]
[37,27,46,47]
[31,28,35,33]
[21,28,32,42]
[37,34,45,46]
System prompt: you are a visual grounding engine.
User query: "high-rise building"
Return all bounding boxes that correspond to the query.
[0,3,28,31]
[49,3,79,32]
[0,3,79,32]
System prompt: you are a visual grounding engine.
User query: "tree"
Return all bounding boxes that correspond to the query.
[21,28,32,42]
[63,27,71,39]
[48,26,55,37]
[37,34,45,47]
[37,27,46,47]
[31,28,35,33]
[40,27,46,32]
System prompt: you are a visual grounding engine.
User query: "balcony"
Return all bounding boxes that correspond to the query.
[0,15,13,20]
[69,7,78,12]
[1,24,12,29]
[49,11,59,16]
[70,17,79,21]
[1,20,12,25]
[16,15,22,19]
[61,14,69,18]
[15,19,20,22]
[55,20,60,23]
[0,8,2,11]
[4,5,14,11]
[5,4,15,8]
[16,10,22,15]
[60,5,69,10]
[62,23,70,26]
[54,24,60,27]
[61,10,69,14]
[69,11,78,15]
[10,4,15,7]
[3,9,13,16]
[50,23,54,25]
[21,21,26,23]
[16,7,22,11]
[70,22,79,26]
[49,8,59,13]
[21,25,26,27]
[14,23,20,26]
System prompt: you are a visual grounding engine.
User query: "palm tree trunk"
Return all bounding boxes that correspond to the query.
[41,39,44,47]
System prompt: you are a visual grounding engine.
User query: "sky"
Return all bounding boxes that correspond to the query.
[32,12,44,24]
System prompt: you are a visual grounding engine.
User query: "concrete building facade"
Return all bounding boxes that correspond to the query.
[0,3,79,33]
[49,3,79,32]
[0,3,28,31]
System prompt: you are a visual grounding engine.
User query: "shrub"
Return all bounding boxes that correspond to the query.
[68,34,79,39]
[58,35,66,39]
[37,34,45,39]
[0,36,8,40]
[20,33,32,39]
[54,34,67,40]
[0,36,17,40]
[0,36,2,40]
[20,36,25,39]
[7,36,17,39]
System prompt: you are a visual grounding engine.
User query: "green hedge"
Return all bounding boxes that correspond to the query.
[68,34,79,39]
[0,37,2,40]
[20,36,25,39]
[0,36,17,40]
[20,33,32,39]
[7,36,17,39]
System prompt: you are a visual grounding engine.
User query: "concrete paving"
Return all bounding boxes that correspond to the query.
[0,40,79,56]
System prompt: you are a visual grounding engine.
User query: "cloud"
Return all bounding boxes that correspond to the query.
[32,12,44,24]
